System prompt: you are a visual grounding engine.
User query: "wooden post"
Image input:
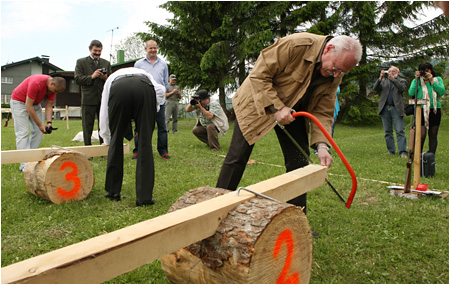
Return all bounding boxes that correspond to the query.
[161,187,313,284]
[66,105,69,129]
[1,165,328,284]
[410,99,426,190]
[24,151,94,204]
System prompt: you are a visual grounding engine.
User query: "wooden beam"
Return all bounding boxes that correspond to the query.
[1,164,328,284]
[1,144,130,164]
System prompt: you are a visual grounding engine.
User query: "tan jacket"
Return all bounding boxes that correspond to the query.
[233,33,342,146]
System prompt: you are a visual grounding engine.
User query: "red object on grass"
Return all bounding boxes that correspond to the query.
[416,184,428,191]
[291,111,358,209]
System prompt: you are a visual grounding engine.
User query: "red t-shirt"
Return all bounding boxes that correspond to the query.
[11,75,56,104]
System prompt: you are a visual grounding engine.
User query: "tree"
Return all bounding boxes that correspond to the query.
[111,34,146,64]
[140,1,326,115]
[140,1,448,123]
[333,1,448,123]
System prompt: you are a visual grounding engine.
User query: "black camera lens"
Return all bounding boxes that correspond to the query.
[420,70,427,77]
[190,99,198,105]
[45,126,52,134]
[101,68,107,74]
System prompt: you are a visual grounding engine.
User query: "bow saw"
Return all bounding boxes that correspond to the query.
[276,111,357,209]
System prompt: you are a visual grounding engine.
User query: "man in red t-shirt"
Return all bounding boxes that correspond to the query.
[10,75,66,171]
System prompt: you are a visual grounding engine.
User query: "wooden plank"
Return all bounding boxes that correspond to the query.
[408,99,428,105]
[1,144,130,164]
[1,164,328,284]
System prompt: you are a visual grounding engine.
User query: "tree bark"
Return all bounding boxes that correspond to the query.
[161,186,313,283]
[24,151,94,204]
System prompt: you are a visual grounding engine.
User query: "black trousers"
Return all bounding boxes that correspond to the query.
[82,104,104,145]
[105,76,156,203]
[216,116,309,213]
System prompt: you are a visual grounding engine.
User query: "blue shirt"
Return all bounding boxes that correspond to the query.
[134,56,169,105]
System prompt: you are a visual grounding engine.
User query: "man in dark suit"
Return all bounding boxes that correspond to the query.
[374,66,408,157]
[75,40,112,146]
[99,68,165,206]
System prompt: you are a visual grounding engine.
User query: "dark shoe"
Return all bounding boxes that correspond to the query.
[311,230,320,239]
[160,152,170,160]
[87,157,93,161]
[105,192,121,201]
[132,152,137,160]
[136,199,155,207]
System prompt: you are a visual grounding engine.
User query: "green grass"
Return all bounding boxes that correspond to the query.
[1,115,448,284]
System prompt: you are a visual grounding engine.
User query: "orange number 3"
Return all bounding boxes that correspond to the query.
[57,161,81,199]
[273,229,299,284]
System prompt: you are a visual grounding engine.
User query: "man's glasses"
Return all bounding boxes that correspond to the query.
[332,61,347,76]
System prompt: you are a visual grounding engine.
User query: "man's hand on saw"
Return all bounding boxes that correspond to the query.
[317,148,333,167]
[274,107,295,125]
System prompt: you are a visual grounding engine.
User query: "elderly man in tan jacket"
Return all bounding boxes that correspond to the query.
[216,32,362,217]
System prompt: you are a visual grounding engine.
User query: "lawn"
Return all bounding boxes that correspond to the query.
[1,114,448,284]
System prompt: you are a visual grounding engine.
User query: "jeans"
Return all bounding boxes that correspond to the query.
[380,105,407,155]
[10,99,44,171]
[133,104,168,156]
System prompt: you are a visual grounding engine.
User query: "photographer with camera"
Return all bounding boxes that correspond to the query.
[186,90,229,151]
[75,40,111,148]
[10,75,66,171]
[408,62,446,155]
[374,66,408,158]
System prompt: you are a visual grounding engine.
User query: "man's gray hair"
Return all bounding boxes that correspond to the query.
[327,35,363,64]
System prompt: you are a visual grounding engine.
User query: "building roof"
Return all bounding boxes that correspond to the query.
[1,56,63,71]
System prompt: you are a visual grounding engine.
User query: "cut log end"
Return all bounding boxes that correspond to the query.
[161,186,313,284]
[24,151,94,204]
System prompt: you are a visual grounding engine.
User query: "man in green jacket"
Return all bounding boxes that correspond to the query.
[217,33,362,217]
[75,40,111,146]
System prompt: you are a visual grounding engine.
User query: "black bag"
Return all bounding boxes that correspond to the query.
[404,104,414,116]
[420,152,436,177]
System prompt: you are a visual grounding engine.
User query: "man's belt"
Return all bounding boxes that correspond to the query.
[113,73,148,83]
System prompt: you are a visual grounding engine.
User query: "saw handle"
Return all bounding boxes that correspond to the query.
[291,111,357,208]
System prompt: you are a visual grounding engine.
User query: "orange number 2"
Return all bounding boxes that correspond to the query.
[273,229,299,284]
[57,161,81,199]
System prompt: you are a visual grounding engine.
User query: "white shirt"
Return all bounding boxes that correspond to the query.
[99,67,165,145]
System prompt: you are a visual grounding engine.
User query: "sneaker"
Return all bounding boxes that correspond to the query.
[311,230,320,239]
[400,153,408,158]
[173,131,177,134]
[132,153,137,160]
[160,152,170,160]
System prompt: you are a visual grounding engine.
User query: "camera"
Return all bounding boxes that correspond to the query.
[45,126,58,134]
[190,95,200,106]
[420,70,427,77]
[100,68,107,74]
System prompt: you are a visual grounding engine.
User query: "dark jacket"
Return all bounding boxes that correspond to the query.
[374,76,408,116]
[74,56,111,105]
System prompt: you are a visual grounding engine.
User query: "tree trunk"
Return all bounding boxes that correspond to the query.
[24,151,94,204]
[161,186,313,284]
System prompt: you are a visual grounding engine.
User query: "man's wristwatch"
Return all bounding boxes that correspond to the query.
[316,143,330,151]
[47,121,52,125]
